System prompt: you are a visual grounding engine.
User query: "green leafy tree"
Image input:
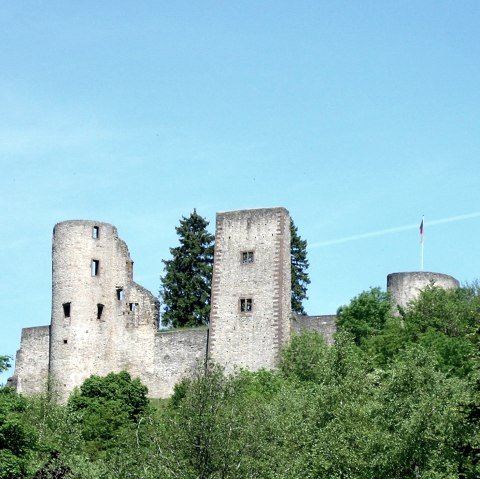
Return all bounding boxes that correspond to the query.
[334,284,480,476]
[166,362,300,479]
[0,356,10,372]
[336,284,480,375]
[365,284,480,378]
[336,287,393,345]
[290,219,310,315]
[160,210,214,328]
[21,393,88,479]
[399,284,480,476]
[70,371,148,421]
[68,371,148,456]
[278,332,473,479]
[375,346,472,478]
[400,285,479,376]
[459,365,480,479]
[279,330,329,383]
[0,387,37,479]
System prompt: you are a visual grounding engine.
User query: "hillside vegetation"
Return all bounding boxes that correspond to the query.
[1,284,478,479]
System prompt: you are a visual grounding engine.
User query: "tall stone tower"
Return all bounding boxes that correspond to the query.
[208,208,291,371]
[49,221,158,401]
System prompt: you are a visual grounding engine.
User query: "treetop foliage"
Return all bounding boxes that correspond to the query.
[0,356,10,373]
[67,371,149,456]
[1,279,479,478]
[160,210,214,329]
[336,287,393,345]
[69,370,148,422]
[290,219,310,315]
[0,387,37,479]
[336,283,480,378]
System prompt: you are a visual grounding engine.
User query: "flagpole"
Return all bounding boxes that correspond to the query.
[421,236,424,271]
[420,215,424,271]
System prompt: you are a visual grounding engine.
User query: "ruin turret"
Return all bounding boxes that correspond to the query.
[387,271,459,312]
[49,221,158,401]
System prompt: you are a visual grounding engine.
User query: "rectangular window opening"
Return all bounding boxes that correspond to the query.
[97,304,104,319]
[116,288,124,300]
[63,339,68,344]
[91,259,99,276]
[129,302,138,312]
[242,251,254,264]
[62,302,71,318]
[92,226,99,239]
[240,298,253,313]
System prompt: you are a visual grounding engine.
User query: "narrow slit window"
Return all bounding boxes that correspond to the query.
[92,226,99,239]
[116,288,124,300]
[129,302,138,312]
[63,302,71,318]
[91,259,99,276]
[242,251,254,264]
[97,304,104,319]
[240,298,253,313]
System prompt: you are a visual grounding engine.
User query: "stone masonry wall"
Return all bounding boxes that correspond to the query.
[152,329,208,398]
[208,208,291,372]
[12,326,50,395]
[291,314,337,345]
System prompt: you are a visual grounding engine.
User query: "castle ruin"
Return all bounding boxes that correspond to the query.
[11,207,459,400]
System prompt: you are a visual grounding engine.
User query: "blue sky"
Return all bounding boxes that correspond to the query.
[1,1,480,384]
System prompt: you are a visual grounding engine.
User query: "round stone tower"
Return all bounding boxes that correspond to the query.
[387,271,459,311]
[49,220,158,401]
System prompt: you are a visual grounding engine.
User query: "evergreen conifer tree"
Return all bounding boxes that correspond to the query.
[160,210,214,328]
[291,219,310,315]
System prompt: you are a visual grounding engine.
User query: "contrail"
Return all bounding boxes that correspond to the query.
[309,212,480,249]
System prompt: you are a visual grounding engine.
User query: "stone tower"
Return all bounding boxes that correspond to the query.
[387,271,459,311]
[208,207,291,371]
[49,221,159,401]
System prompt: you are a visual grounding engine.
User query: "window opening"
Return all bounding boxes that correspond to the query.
[116,288,124,300]
[240,298,253,313]
[91,259,99,276]
[97,304,104,319]
[63,339,68,344]
[129,302,138,312]
[242,251,254,264]
[62,302,71,318]
[92,226,99,239]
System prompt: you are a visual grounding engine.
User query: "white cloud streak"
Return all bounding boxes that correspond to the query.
[309,212,480,248]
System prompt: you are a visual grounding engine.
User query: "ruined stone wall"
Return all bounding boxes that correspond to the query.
[12,326,50,395]
[291,314,337,345]
[152,329,208,397]
[49,221,159,402]
[387,271,459,311]
[208,208,291,372]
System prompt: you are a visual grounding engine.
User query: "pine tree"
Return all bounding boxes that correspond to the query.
[291,219,310,315]
[160,210,214,328]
